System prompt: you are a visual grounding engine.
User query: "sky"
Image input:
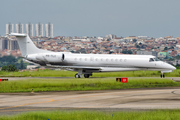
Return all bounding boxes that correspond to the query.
[1,0,180,38]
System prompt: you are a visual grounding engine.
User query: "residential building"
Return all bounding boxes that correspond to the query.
[0,38,3,51]
[16,23,24,33]
[0,38,8,51]
[158,52,169,59]
[6,23,14,34]
[26,23,33,37]
[45,22,53,38]
[35,23,43,37]
[137,51,157,57]
[8,40,19,50]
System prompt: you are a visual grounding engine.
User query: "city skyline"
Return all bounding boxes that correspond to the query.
[1,0,180,37]
[6,22,53,37]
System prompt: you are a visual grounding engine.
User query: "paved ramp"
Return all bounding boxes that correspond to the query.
[1,88,180,115]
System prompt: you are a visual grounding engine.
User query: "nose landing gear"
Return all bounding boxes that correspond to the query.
[161,71,165,78]
[160,74,165,78]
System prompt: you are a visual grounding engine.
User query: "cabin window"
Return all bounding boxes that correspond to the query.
[106,59,108,61]
[120,59,122,62]
[79,58,82,61]
[101,58,103,61]
[111,59,113,62]
[85,58,87,61]
[95,58,98,61]
[149,58,154,62]
[124,59,127,62]
[115,59,118,62]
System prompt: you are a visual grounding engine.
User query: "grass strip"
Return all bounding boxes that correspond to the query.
[0,69,180,77]
[0,78,179,93]
[1,110,180,120]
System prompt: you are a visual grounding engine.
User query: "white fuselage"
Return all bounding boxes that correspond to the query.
[26,52,176,72]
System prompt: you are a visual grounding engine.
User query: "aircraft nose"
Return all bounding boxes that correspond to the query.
[167,63,176,70]
[163,62,176,70]
[171,65,176,70]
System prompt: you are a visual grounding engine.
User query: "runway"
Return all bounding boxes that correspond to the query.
[1,88,180,115]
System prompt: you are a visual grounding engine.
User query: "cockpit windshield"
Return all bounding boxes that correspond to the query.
[149,58,154,62]
[154,57,160,61]
[149,57,160,62]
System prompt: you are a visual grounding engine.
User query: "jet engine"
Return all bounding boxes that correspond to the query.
[36,53,65,63]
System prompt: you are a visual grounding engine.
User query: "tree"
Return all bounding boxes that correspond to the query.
[164,47,168,50]
[0,56,29,69]
[7,65,17,72]
[1,66,7,71]
[135,43,140,48]
[170,46,174,49]
[1,65,18,72]
[122,50,133,54]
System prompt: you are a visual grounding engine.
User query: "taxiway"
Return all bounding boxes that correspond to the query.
[1,88,180,115]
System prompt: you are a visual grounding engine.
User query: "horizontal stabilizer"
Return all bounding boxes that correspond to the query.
[10,33,27,37]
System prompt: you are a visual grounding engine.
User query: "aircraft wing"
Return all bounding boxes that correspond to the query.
[45,64,101,70]
[45,64,143,72]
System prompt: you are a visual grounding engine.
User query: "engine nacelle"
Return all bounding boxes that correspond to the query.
[26,54,38,61]
[36,53,65,63]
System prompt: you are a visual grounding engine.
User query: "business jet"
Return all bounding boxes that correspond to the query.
[10,33,176,78]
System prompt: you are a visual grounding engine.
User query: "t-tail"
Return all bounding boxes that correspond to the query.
[10,33,51,57]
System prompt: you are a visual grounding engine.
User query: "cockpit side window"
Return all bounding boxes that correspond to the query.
[149,58,154,62]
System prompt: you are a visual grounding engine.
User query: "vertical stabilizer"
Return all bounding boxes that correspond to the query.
[10,33,51,57]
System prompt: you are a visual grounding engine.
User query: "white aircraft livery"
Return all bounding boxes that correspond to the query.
[10,33,176,78]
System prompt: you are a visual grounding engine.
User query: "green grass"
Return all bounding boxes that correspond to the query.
[1,110,180,120]
[0,69,76,77]
[0,78,179,93]
[0,69,180,77]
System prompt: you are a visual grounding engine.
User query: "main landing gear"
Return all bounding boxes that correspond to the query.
[74,69,92,78]
[84,74,90,78]
[75,73,81,78]
[75,73,92,78]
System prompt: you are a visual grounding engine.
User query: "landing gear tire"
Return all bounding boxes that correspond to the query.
[160,74,165,78]
[75,73,80,78]
[84,74,90,78]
